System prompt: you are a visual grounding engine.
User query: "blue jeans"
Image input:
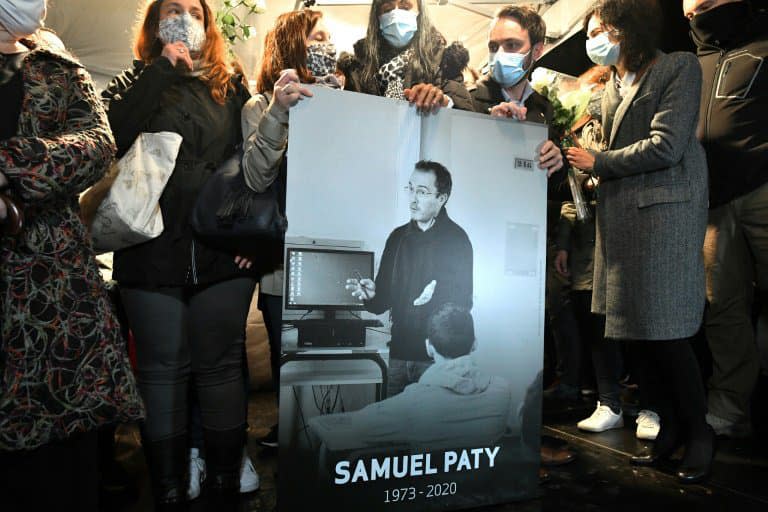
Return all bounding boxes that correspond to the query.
[387,357,433,397]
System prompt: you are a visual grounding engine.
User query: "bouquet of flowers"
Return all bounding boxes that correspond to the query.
[531,67,593,145]
[532,68,595,221]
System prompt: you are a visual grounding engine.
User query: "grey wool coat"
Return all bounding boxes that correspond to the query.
[591,51,708,340]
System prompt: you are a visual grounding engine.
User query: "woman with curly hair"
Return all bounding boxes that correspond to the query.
[102,0,257,507]
[0,1,144,509]
[340,0,473,112]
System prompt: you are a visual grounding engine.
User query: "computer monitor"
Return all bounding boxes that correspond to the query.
[284,247,374,313]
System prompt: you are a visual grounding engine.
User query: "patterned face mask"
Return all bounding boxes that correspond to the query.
[158,12,206,53]
[306,42,337,78]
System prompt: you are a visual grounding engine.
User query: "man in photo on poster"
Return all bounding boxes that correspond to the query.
[346,160,473,397]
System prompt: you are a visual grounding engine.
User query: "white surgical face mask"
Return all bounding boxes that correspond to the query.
[489,49,531,88]
[586,32,620,66]
[379,8,418,49]
[158,12,206,53]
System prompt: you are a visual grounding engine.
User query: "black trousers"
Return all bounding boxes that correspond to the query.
[258,291,283,402]
[0,430,99,511]
[121,277,256,441]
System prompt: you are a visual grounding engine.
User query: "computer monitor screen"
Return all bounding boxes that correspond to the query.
[285,248,374,310]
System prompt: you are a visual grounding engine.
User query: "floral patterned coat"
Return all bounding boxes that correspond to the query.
[0,40,144,451]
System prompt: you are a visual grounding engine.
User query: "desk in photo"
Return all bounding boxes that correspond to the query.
[280,327,390,401]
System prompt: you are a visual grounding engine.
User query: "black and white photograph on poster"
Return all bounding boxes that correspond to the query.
[278,87,548,511]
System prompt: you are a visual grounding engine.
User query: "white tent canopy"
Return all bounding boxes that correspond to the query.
[45,0,593,90]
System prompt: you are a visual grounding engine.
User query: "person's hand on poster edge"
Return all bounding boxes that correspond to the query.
[404,83,450,114]
[538,140,564,177]
[273,69,314,112]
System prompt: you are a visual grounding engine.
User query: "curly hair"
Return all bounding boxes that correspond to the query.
[584,0,662,73]
[133,0,239,105]
[255,9,323,94]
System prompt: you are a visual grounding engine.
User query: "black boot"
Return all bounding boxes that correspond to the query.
[142,435,188,511]
[203,427,246,510]
[677,425,715,484]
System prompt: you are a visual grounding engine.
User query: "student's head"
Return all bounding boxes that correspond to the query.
[425,304,476,360]
[134,0,236,104]
[583,0,662,73]
[256,9,331,93]
[408,160,451,224]
[0,0,47,46]
[487,5,546,87]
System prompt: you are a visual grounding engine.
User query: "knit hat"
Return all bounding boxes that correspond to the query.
[0,0,47,38]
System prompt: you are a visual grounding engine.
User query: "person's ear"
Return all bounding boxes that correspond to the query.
[437,193,448,207]
[425,339,435,359]
[531,42,544,61]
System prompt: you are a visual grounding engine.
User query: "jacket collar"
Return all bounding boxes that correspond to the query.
[22,37,83,70]
[473,75,504,104]
[407,206,450,234]
[607,52,659,148]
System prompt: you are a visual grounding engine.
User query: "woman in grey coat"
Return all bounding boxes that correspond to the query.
[566,0,712,484]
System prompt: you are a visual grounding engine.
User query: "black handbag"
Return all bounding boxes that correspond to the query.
[190,148,287,253]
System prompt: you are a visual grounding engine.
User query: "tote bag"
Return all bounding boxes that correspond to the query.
[81,131,182,254]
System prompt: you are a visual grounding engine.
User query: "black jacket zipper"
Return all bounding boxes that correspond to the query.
[704,46,727,143]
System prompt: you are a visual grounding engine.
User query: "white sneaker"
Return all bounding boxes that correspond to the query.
[187,447,206,500]
[577,401,624,432]
[240,447,260,493]
[636,410,660,440]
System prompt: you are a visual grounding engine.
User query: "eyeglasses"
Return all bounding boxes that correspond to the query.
[404,185,437,198]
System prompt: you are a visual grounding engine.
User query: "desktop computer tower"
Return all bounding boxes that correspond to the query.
[296,320,366,347]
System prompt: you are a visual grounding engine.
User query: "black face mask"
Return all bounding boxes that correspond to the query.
[690,2,751,47]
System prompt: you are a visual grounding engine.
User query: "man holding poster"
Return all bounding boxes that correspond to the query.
[347,160,473,397]
[470,4,564,175]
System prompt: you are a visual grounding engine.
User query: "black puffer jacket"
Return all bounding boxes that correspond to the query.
[338,31,474,111]
[102,58,256,287]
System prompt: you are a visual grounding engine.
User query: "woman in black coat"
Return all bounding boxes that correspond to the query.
[102,0,256,507]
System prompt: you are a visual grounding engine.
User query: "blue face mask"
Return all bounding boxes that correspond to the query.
[379,8,418,49]
[586,32,620,66]
[489,49,531,88]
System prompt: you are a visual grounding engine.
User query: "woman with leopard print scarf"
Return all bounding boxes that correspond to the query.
[339,0,473,113]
